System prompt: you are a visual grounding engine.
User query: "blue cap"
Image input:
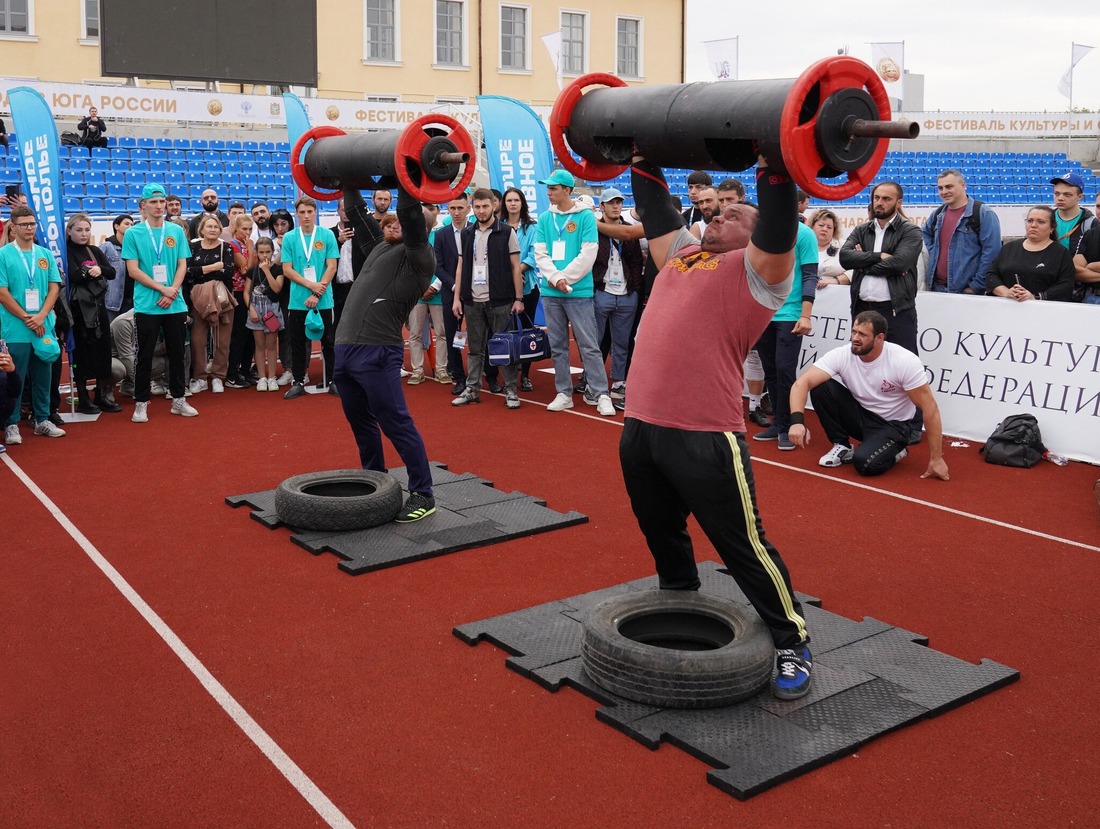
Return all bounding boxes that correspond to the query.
[141,182,167,200]
[538,169,576,188]
[1051,172,1085,191]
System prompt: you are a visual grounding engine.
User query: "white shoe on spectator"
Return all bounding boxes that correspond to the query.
[150,381,167,396]
[171,398,199,417]
[189,378,208,394]
[34,420,67,438]
[276,370,293,386]
[547,393,573,412]
[596,394,616,417]
[257,377,270,392]
[211,378,224,393]
[5,424,22,444]
[132,402,149,423]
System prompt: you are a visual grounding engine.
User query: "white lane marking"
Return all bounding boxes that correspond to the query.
[522,407,1100,553]
[1,454,356,829]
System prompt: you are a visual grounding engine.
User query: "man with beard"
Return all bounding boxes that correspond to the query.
[787,310,949,480]
[250,202,275,243]
[188,189,230,239]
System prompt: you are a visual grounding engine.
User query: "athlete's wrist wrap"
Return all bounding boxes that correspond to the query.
[751,167,798,254]
[630,160,685,240]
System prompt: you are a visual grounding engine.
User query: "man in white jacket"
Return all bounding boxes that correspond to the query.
[533,169,614,416]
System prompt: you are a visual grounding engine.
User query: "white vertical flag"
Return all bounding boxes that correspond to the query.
[541,31,563,90]
[1057,43,1094,98]
[703,37,739,81]
[870,41,905,104]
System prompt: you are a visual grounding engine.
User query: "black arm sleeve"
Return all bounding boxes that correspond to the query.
[630,159,686,240]
[750,167,798,254]
[396,188,428,250]
[344,189,386,261]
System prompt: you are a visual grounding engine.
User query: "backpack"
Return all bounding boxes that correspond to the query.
[929,199,983,237]
[980,414,1046,468]
[60,131,81,146]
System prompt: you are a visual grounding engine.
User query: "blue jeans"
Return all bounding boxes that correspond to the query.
[541,294,608,397]
[754,319,802,432]
[333,343,433,496]
[593,290,638,383]
[1084,292,1100,305]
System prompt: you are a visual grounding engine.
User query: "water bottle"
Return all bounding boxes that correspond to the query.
[1043,450,1068,467]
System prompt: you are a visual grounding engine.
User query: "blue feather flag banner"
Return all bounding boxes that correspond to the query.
[476,95,554,219]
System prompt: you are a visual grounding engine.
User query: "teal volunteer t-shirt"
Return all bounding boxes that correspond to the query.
[121,221,190,315]
[283,226,339,311]
[0,243,63,343]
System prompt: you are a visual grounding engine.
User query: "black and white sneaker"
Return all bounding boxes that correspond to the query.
[396,492,436,523]
[748,407,772,427]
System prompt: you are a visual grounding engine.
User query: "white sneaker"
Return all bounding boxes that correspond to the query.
[5,424,22,445]
[547,393,573,412]
[188,378,208,394]
[256,377,270,392]
[276,370,293,386]
[267,377,280,392]
[171,397,199,417]
[34,420,67,438]
[150,381,167,396]
[211,378,224,394]
[132,401,149,423]
[818,443,854,468]
[596,394,616,417]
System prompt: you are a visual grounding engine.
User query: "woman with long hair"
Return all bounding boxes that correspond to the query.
[243,237,284,391]
[66,212,120,413]
[986,206,1076,302]
[185,214,236,393]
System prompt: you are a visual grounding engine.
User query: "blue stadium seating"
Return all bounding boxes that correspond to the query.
[225,140,242,151]
[130,149,148,161]
[242,140,259,151]
[107,183,128,198]
[63,197,81,212]
[191,140,209,150]
[83,197,104,212]
[155,139,173,149]
[129,161,150,174]
[259,141,277,152]
[117,137,138,148]
[63,183,84,197]
[105,197,128,213]
[209,140,226,150]
[136,138,155,149]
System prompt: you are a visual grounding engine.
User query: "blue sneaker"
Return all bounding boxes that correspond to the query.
[773,646,812,700]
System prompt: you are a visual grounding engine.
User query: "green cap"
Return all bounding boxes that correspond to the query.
[538,169,576,188]
[142,182,167,200]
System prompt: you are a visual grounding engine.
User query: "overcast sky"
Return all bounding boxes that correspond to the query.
[685,1,1100,113]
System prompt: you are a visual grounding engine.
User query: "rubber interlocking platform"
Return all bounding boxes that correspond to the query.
[454,561,1019,799]
[227,462,588,575]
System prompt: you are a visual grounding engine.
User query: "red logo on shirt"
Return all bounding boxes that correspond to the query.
[880,380,897,393]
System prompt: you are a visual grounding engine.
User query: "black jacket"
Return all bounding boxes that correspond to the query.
[66,240,116,330]
[840,215,924,313]
[457,219,518,306]
[593,220,645,294]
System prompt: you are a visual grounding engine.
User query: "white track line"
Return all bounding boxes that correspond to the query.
[2,454,356,829]
[524,398,1100,554]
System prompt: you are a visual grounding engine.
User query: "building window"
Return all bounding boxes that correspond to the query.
[560,11,585,75]
[436,0,464,66]
[364,0,396,62]
[81,0,98,39]
[616,17,641,78]
[365,95,400,103]
[500,5,527,71]
[1,0,30,34]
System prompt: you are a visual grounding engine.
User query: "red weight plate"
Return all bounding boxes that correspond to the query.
[779,56,891,200]
[290,125,347,201]
[394,114,476,202]
[548,73,629,183]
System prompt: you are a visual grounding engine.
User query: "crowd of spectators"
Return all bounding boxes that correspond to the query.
[0,161,1098,452]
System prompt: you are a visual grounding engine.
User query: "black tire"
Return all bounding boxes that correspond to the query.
[581,590,773,709]
[274,469,403,531]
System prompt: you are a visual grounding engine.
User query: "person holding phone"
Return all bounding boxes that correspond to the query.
[77,106,108,149]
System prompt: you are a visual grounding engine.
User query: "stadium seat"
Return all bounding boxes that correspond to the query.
[63,183,85,197]
[150,161,169,175]
[83,197,104,212]
[259,141,277,152]
[89,159,111,173]
[136,138,155,149]
[174,138,191,149]
[183,171,206,186]
[148,149,167,162]
[63,197,81,212]
[130,149,149,161]
[127,183,145,198]
[254,152,272,164]
[91,146,111,159]
[104,197,128,213]
[191,139,209,150]
[168,150,186,163]
[107,183,128,198]
[209,140,227,150]
[105,171,126,184]
[187,198,203,212]
[222,174,240,186]
[238,151,255,163]
[85,183,107,198]
[258,173,276,188]
[221,151,239,162]
[225,140,242,151]
[242,140,259,152]
[155,138,173,149]
[129,161,150,174]
[276,142,290,153]
[84,173,105,186]
[118,137,138,148]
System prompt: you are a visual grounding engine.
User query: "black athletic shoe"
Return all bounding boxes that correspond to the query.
[48,412,65,427]
[773,646,813,700]
[520,377,534,392]
[451,382,466,395]
[573,375,588,395]
[396,492,436,523]
[487,380,504,394]
[328,383,340,397]
[748,407,771,428]
[283,383,307,400]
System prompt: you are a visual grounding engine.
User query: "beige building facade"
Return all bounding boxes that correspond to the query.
[1,1,685,106]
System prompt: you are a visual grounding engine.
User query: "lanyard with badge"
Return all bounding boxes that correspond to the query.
[473,229,488,286]
[300,229,318,281]
[606,239,625,291]
[149,225,169,284]
[20,250,41,312]
[551,215,569,261]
